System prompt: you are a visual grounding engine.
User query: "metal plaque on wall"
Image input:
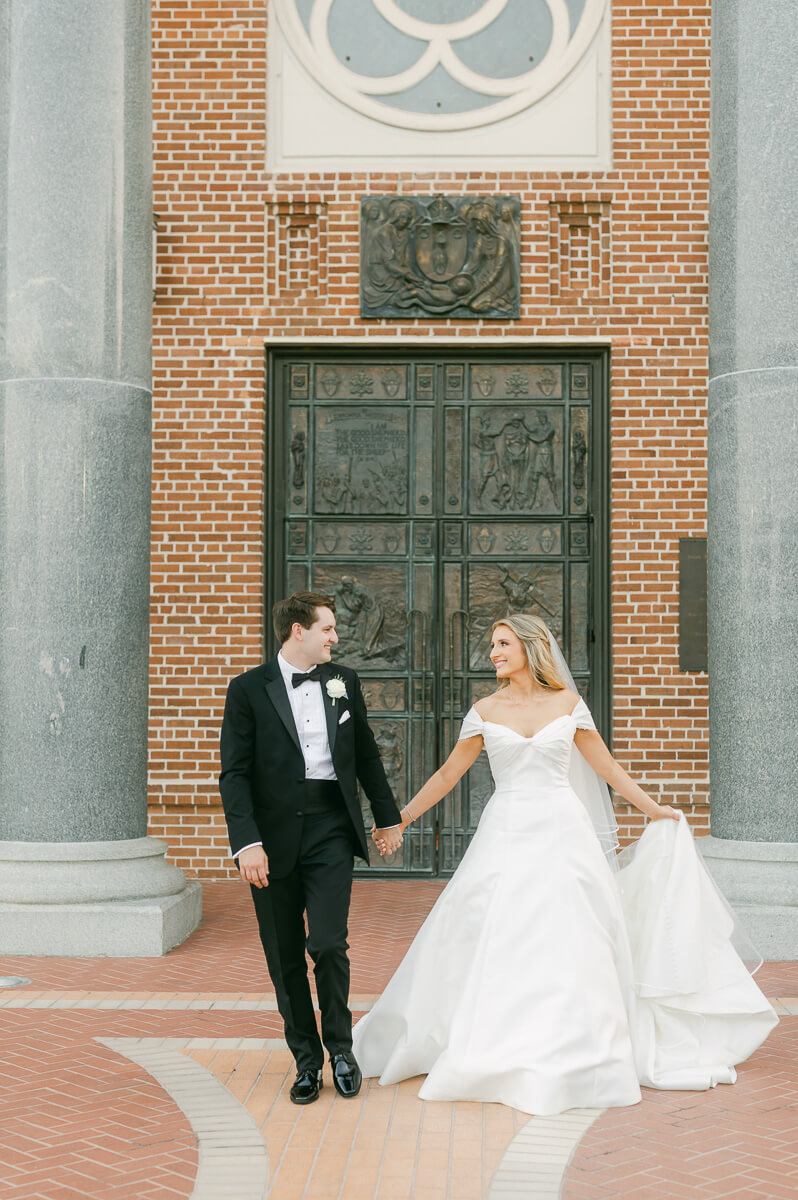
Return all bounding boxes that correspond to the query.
[679,538,708,671]
[360,194,521,320]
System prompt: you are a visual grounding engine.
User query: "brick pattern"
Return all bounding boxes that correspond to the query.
[563,1020,798,1199]
[548,199,612,302]
[150,2,712,875]
[192,1043,523,1200]
[104,1039,270,1199]
[0,880,445,992]
[265,199,328,303]
[0,1014,199,1200]
[1,882,793,1200]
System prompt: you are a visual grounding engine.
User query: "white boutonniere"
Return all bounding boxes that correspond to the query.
[326,676,347,707]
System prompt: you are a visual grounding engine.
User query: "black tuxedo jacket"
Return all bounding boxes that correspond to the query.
[219,657,401,876]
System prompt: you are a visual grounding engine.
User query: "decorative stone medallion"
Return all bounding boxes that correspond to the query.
[361,194,521,319]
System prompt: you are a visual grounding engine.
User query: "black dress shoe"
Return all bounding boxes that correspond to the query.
[330,1051,362,1098]
[289,1067,323,1105]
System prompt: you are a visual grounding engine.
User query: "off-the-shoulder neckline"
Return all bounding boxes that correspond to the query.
[470,698,586,741]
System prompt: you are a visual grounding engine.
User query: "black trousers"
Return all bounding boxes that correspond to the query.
[251,791,356,1071]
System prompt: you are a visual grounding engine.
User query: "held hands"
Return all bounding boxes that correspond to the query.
[371,824,404,856]
[237,845,270,887]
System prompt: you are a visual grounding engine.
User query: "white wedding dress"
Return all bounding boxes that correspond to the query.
[352,701,777,1115]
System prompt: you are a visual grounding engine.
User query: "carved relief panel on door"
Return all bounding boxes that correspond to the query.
[277,356,603,875]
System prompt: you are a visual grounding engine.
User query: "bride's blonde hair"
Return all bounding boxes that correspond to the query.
[491,613,566,691]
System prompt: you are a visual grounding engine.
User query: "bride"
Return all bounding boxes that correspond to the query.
[353,614,777,1115]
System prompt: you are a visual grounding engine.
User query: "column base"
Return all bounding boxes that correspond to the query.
[698,836,798,961]
[0,839,203,956]
[0,885,202,956]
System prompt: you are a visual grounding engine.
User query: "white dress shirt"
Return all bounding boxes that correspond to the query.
[278,651,338,781]
[234,653,336,859]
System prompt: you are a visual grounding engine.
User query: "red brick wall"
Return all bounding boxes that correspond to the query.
[149,1,711,878]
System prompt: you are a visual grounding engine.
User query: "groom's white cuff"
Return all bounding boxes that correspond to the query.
[233,841,262,859]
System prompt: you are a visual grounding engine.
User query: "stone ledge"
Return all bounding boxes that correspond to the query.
[698,837,798,960]
[0,882,202,957]
[0,837,189,904]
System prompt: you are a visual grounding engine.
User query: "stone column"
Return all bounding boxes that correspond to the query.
[699,0,798,958]
[0,1,201,954]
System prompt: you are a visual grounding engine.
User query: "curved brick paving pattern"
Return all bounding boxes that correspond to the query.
[0,880,794,1199]
[101,1040,270,1200]
[183,1040,525,1200]
[0,1030,198,1200]
[489,1109,604,1198]
[561,1019,798,1200]
[0,1010,286,1200]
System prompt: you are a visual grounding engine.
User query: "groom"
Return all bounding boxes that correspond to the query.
[219,590,404,1104]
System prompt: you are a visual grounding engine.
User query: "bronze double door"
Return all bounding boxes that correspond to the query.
[270,354,608,876]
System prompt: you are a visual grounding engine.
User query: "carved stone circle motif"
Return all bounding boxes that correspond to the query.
[273,0,609,132]
[361,194,521,319]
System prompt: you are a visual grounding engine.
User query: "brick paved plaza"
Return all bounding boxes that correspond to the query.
[0,881,795,1200]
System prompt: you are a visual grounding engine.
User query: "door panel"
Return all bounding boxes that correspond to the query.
[469,404,564,516]
[272,355,606,876]
[313,406,409,515]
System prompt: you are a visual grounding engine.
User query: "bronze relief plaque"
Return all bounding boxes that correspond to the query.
[313,563,408,670]
[467,563,565,669]
[313,407,409,515]
[313,522,407,557]
[468,522,563,557]
[470,364,563,400]
[469,406,564,516]
[314,363,407,400]
[360,195,521,320]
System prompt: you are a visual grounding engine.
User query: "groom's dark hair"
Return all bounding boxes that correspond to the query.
[273,590,337,644]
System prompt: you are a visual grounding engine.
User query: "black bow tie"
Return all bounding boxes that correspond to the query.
[291,666,324,688]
